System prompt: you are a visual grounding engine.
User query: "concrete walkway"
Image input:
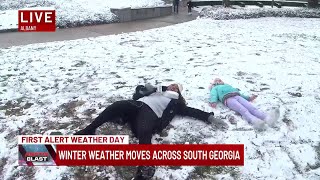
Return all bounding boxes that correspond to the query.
[0,8,198,48]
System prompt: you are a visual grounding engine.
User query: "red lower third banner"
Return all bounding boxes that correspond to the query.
[55,144,244,166]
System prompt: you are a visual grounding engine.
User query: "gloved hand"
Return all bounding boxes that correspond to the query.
[207,115,229,130]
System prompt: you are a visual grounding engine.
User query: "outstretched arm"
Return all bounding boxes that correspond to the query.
[209,87,218,103]
[178,105,212,122]
[209,87,219,108]
[174,92,208,121]
[177,105,229,130]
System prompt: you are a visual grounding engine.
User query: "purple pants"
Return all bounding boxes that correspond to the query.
[226,96,266,123]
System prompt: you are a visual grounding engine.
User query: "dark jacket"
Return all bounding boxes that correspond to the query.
[187,1,193,7]
[132,85,212,132]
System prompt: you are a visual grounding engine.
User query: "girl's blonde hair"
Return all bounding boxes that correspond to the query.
[209,78,222,90]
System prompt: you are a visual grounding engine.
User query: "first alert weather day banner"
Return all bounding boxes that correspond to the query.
[18,135,244,166]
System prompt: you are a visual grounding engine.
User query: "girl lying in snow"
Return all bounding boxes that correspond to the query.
[208,78,279,130]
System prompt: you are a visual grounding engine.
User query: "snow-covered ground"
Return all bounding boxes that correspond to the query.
[1,17,320,179]
[0,0,167,31]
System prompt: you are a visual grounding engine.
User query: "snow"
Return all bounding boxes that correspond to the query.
[0,0,167,31]
[1,16,320,179]
[33,167,70,180]
[193,6,212,13]
[0,134,9,157]
[155,166,195,179]
[0,9,18,31]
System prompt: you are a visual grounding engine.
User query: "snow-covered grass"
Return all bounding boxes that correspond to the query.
[199,6,320,19]
[1,17,320,179]
[0,0,167,31]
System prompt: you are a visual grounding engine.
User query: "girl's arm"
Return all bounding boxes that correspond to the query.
[209,87,218,103]
[209,87,219,108]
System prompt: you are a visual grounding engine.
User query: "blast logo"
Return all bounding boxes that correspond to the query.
[18,10,56,32]
[25,152,50,162]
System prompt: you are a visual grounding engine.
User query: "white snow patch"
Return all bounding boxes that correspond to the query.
[155,166,195,180]
[0,134,10,158]
[34,167,70,180]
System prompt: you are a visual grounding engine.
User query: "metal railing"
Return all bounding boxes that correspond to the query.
[189,0,310,8]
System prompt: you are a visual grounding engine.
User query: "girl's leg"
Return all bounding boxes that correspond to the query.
[226,97,261,124]
[234,96,267,120]
[74,100,142,135]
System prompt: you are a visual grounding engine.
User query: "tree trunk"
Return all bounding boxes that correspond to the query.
[308,0,319,8]
[223,0,231,7]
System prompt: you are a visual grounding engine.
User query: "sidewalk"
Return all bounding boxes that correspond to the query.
[0,7,198,48]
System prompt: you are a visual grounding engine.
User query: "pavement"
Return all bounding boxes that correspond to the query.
[0,7,198,48]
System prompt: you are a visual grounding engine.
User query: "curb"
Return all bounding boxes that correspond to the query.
[0,28,19,33]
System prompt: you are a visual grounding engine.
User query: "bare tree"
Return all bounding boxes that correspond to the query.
[308,0,319,8]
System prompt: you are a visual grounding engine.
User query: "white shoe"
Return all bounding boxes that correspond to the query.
[265,108,280,127]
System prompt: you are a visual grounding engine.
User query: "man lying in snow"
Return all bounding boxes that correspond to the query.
[74,83,228,180]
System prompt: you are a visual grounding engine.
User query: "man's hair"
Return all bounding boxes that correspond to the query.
[178,91,187,105]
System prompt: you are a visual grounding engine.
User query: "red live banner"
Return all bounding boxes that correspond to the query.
[18,10,56,32]
[55,144,244,166]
